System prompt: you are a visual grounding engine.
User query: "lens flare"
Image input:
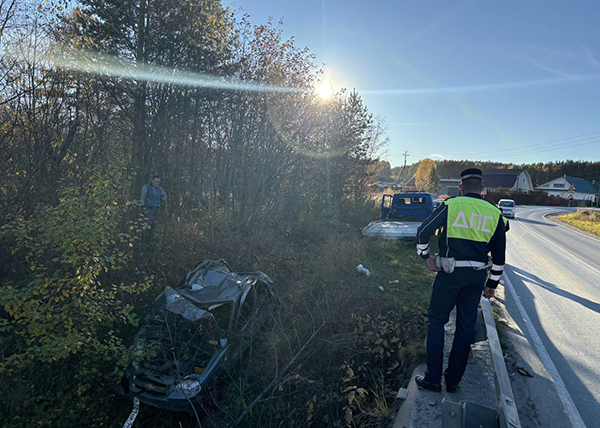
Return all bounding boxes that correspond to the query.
[45,49,302,94]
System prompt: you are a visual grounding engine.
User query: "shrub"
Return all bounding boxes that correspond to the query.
[0,167,153,426]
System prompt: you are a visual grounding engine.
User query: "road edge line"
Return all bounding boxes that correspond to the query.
[513,214,600,276]
[543,212,600,244]
[503,271,587,428]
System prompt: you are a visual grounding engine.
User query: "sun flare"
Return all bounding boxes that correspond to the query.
[317,80,334,99]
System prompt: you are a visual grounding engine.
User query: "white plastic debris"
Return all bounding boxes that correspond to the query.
[356,264,371,278]
[378,286,385,292]
[388,279,400,284]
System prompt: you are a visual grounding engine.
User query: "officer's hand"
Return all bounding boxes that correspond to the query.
[483,287,496,299]
[425,257,441,272]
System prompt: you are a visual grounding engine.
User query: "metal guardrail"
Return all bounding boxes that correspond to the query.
[441,297,521,428]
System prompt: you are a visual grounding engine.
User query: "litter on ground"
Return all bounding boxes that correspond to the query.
[356,264,371,278]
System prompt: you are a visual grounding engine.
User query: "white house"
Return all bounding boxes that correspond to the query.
[536,175,599,202]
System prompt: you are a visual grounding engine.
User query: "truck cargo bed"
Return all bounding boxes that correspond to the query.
[361,220,421,239]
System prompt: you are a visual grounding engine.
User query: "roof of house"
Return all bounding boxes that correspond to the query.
[566,176,599,194]
[482,169,523,189]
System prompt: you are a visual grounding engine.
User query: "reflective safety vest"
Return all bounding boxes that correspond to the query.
[445,197,503,243]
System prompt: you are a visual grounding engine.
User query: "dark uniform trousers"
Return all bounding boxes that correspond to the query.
[425,267,487,385]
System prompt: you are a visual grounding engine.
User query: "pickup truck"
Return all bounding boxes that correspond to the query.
[362,193,434,239]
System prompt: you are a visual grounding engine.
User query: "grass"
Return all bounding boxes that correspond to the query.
[357,239,435,313]
[0,195,438,428]
[556,209,600,237]
[209,229,435,427]
[492,306,509,351]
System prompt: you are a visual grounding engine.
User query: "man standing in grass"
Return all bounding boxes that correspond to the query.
[140,175,167,240]
[413,168,506,393]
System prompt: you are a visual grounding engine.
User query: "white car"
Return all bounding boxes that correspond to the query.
[497,199,515,218]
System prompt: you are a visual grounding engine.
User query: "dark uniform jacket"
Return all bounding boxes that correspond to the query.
[416,193,507,289]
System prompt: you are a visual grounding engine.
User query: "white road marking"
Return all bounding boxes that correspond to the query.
[504,272,587,428]
[123,398,140,428]
[514,213,600,276]
[543,212,600,244]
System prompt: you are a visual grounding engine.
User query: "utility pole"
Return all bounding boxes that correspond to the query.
[396,151,409,191]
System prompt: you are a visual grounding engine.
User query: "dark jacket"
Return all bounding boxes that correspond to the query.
[416,193,507,288]
[140,183,167,208]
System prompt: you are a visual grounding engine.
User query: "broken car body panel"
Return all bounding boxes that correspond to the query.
[115,259,276,413]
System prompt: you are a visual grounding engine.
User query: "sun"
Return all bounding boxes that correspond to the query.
[317,80,334,99]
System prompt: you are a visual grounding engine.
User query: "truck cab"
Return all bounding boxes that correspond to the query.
[381,193,434,221]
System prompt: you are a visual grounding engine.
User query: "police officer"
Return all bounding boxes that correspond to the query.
[414,168,506,393]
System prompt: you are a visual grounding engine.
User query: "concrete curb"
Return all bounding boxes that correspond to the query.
[393,363,427,428]
[391,308,497,428]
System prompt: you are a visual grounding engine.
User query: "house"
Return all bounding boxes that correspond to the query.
[399,176,460,196]
[401,175,418,192]
[439,178,460,197]
[535,175,599,202]
[482,169,534,194]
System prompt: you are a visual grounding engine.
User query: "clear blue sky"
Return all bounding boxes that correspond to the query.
[232,0,600,167]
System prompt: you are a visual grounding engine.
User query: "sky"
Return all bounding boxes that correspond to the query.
[231,0,600,167]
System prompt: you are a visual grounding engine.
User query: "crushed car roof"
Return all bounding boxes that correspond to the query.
[162,287,212,322]
[178,260,269,305]
[182,277,245,304]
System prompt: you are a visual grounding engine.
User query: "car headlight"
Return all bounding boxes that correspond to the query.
[176,378,202,396]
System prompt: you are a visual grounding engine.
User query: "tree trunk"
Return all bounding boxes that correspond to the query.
[131,0,148,198]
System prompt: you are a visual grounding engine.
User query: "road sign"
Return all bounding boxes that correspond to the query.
[567,194,573,201]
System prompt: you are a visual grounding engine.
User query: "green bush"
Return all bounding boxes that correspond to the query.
[0,167,153,426]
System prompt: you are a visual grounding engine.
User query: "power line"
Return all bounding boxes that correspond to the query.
[411,130,600,157]
[490,139,600,159]
[412,136,600,160]
[450,130,600,156]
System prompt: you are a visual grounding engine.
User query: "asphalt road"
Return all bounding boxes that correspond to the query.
[503,206,600,427]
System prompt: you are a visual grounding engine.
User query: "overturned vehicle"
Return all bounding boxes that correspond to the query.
[115,260,276,413]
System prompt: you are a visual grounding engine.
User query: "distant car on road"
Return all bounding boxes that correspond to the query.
[115,260,277,413]
[497,199,516,218]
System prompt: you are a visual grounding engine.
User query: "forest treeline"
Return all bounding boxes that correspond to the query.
[385,160,600,186]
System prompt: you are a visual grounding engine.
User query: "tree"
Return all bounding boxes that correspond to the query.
[415,158,440,193]
[72,0,235,198]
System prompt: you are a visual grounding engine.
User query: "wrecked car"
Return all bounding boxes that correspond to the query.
[115,259,277,413]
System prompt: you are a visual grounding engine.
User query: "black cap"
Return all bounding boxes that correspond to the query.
[460,168,482,182]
